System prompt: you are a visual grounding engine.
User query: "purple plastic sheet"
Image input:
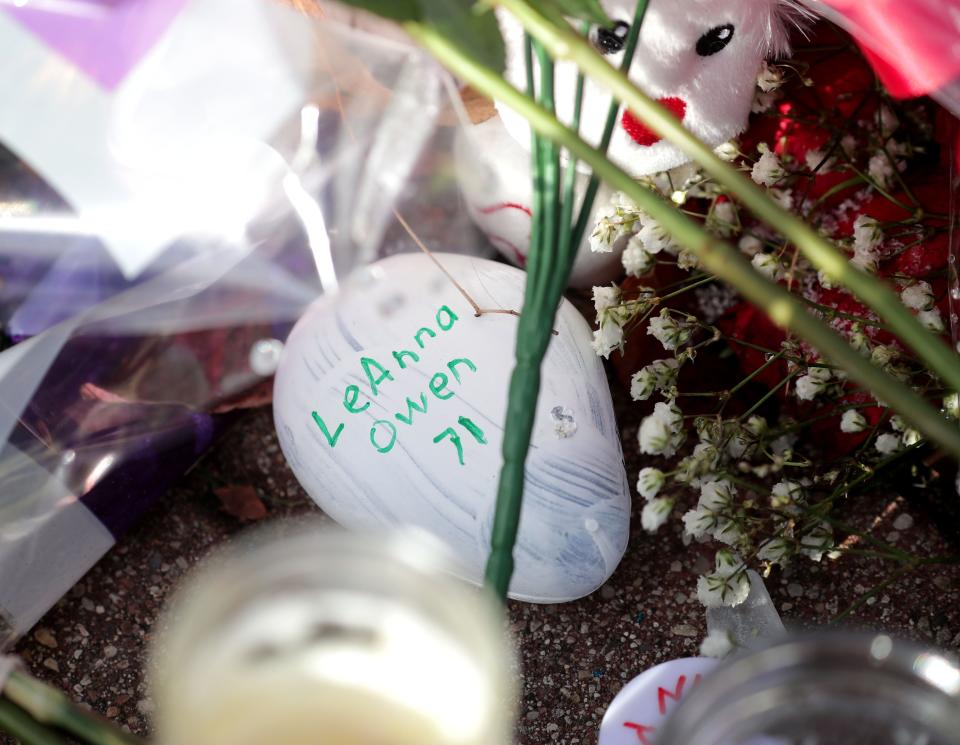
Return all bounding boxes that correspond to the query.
[4,0,190,90]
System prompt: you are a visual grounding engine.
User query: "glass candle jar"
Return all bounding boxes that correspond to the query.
[149,525,515,745]
[655,633,960,745]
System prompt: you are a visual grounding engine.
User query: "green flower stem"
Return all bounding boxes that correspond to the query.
[0,699,66,745]
[494,0,960,399]
[570,0,647,250]
[481,36,571,600]
[5,671,142,745]
[405,24,960,459]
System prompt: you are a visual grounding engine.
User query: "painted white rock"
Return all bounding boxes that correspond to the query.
[273,252,631,602]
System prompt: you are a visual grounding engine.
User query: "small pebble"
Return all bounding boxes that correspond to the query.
[787,583,804,598]
[671,624,698,637]
[893,513,914,531]
[34,628,57,649]
[42,658,59,672]
[103,645,118,659]
[669,561,682,572]
[136,699,155,716]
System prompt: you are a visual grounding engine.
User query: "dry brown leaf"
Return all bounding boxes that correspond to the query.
[214,485,268,521]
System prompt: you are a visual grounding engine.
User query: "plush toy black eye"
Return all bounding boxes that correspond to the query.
[696,23,735,56]
[595,21,630,55]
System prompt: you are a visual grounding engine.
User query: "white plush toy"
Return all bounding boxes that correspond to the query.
[455,0,806,287]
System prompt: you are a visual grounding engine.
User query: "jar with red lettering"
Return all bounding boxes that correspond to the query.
[655,634,960,745]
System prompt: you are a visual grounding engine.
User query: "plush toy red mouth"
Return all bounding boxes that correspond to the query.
[621,97,687,146]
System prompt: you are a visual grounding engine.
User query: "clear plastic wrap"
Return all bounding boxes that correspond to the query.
[0,0,490,647]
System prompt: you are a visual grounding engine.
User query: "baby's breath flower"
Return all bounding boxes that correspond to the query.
[901,280,934,311]
[771,480,803,511]
[697,550,750,607]
[901,428,923,447]
[757,61,784,92]
[637,215,675,254]
[851,215,882,272]
[757,536,791,565]
[738,234,764,257]
[752,90,778,114]
[879,105,899,137]
[675,443,721,484]
[751,149,784,186]
[622,239,656,277]
[840,409,867,433]
[630,358,680,401]
[699,479,735,511]
[591,320,624,359]
[641,497,675,532]
[768,188,794,211]
[751,252,780,279]
[676,249,700,271]
[841,135,858,156]
[795,365,832,401]
[890,415,906,432]
[918,308,945,332]
[868,152,894,190]
[714,141,739,162]
[875,432,902,455]
[589,205,620,253]
[682,505,713,539]
[799,521,833,562]
[849,326,870,355]
[637,467,666,500]
[708,200,738,237]
[638,399,685,457]
[699,629,734,658]
[592,285,620,314]
[804,149,834,172]
[870,345,896,367]
[647,309,693,351]
[944,393,959,419]
[853,215,882,254]
[727,415,768,459]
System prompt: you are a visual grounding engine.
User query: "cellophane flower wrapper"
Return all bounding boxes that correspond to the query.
[0,0,485,647]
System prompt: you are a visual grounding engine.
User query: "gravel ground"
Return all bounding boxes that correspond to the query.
[6,383,960,745]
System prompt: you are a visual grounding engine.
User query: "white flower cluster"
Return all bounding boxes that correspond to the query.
[751,148,784,187]
[638,399,685,457]
[696,549,751,607]
[589,192,641,254]
[795,364,833,402]
[630,358,680,401]
[851,215,883,272]
[682,479,739,545]
[647,309,694,351]
[757,61,784,93]
[699,629,734,658]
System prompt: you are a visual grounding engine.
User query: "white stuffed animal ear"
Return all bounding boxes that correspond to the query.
[496,0,811,178]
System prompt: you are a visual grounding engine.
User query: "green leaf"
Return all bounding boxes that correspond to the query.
[413,1,506,73]
[330,0,421,23]
[529,0,610,25]
[333,0,505,73]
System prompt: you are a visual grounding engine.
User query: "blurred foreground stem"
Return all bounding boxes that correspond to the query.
[3,670,142,745]
[406,25,960,461]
